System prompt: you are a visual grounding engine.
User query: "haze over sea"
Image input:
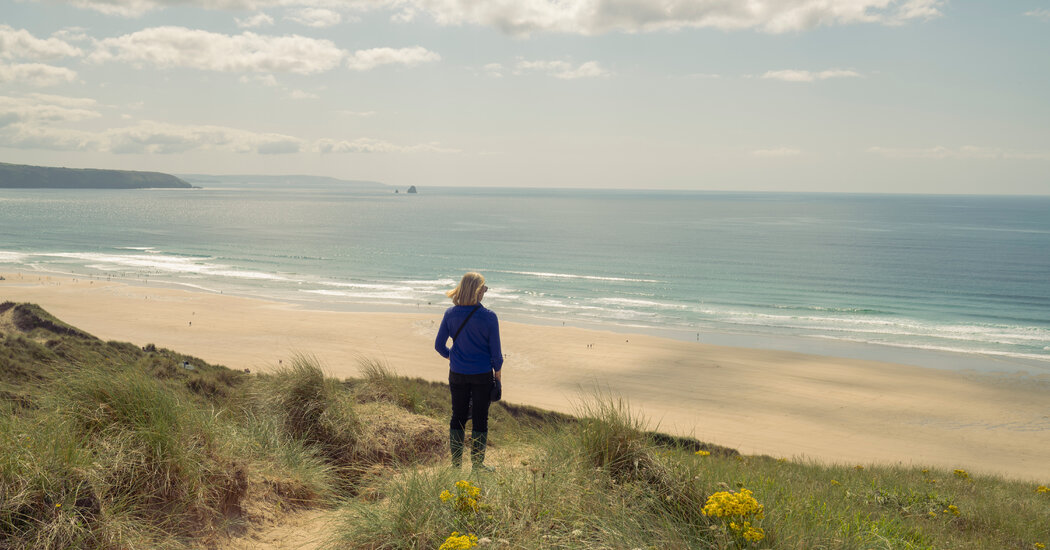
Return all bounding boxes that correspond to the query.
[2,181,1048,375]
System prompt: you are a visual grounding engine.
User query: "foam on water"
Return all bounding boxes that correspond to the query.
[491,269,660,283]
[0,251,27,263]
[41,252,290,282]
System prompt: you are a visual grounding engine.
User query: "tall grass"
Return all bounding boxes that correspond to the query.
[249,354,363,486]
[330,391,1050,550]
[1,365,245,548]
[2,317,349,548]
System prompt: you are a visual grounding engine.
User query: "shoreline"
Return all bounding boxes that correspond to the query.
[2,271,1049,482]
[17,265,1050,377]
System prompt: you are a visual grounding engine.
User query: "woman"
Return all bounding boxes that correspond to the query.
[435,272,503,470]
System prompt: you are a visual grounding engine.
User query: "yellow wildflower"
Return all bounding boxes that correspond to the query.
[1034,543,1045,549]
[438,531,479,550]
[742,525,765,543]
[944,505,960,516]
[953,469,970,480]
[928,511,937,518]
[702,487,766,542]
[695,450,711,457]
[442,480,482,513]
[1036,485,1049,494]
[702,488,764,520]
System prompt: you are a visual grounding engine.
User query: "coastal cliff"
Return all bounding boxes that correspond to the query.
[0,162,193,189]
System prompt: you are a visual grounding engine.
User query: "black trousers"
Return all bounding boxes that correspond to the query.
[449,370,494,432]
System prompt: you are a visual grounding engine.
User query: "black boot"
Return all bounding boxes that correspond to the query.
[471,431,493,472]
[449,428,465,468]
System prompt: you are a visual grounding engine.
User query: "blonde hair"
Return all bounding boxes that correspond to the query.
[447,272,486,306]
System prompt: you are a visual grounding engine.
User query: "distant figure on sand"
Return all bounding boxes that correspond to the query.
[435,272,503,471]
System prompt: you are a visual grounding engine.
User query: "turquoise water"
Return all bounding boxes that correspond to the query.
[1,183,1048,373]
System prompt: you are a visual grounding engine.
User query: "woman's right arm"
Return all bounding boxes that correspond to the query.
[434,313,451,358]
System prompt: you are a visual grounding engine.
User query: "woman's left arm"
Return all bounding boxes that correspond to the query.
[489,312,503,377]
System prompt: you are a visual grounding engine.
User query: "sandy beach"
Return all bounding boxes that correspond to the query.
[3,272,1048,482]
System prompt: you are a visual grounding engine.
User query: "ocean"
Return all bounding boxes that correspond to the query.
[2,182,1048,374]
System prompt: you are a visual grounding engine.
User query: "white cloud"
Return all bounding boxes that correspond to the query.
[106,121,305,154]
[0,111,306,154]
[0,63,78,86]
[54,0,402,17]
[91,27,346,75]
[235,12,274,28]
[892,0,943,22]
[0,93,100,126]
[0,124,101,150]
[0,103,456,156]
[64,0,255,17]
[91,30,441,75]
[762,69,861,82]
[1024,8,1050,20]
[0,25,83,60]
[515,59,610,79]
[336,110,377,117]
[554,60,608,79]
[345,47,440,71]
[316,137,459,153]
[752,147,802,157]
[483,62,504,77]
[866,146,1050,160]
[52,28,93,43]
[288,8,342,27]
[240,73,278,86]
[402,0,945,36]
[47,0,942,36]
[288,89,318,99]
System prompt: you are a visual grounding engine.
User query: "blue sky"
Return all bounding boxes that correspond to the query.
[2,0,1048,193]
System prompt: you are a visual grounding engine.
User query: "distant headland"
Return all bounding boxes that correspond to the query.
[0,162,193,189]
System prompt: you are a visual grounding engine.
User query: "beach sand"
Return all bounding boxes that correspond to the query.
[3,272,1048,482]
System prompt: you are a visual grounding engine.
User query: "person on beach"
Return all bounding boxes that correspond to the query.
[435,272,503,471]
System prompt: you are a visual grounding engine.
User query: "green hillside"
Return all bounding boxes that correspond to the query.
[0,162,193,189]
[1,303,1047,549]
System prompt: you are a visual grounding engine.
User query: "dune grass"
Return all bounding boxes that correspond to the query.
[2,302,1048,549]
[331,392,1050,550]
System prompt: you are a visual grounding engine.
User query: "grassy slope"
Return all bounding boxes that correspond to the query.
[1,302,1047,550]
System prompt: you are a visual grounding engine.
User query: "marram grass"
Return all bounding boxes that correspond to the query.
[329,390,1050,550]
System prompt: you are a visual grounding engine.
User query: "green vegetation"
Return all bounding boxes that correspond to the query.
[0,162,192,189]
[2,302,1048,549]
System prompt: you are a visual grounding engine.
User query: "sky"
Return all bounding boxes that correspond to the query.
[1,0,1049,193]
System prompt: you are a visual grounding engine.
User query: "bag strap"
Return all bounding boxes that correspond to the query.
[452,305,482,341]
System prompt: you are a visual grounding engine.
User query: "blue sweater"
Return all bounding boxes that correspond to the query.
[435,304,503,375]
